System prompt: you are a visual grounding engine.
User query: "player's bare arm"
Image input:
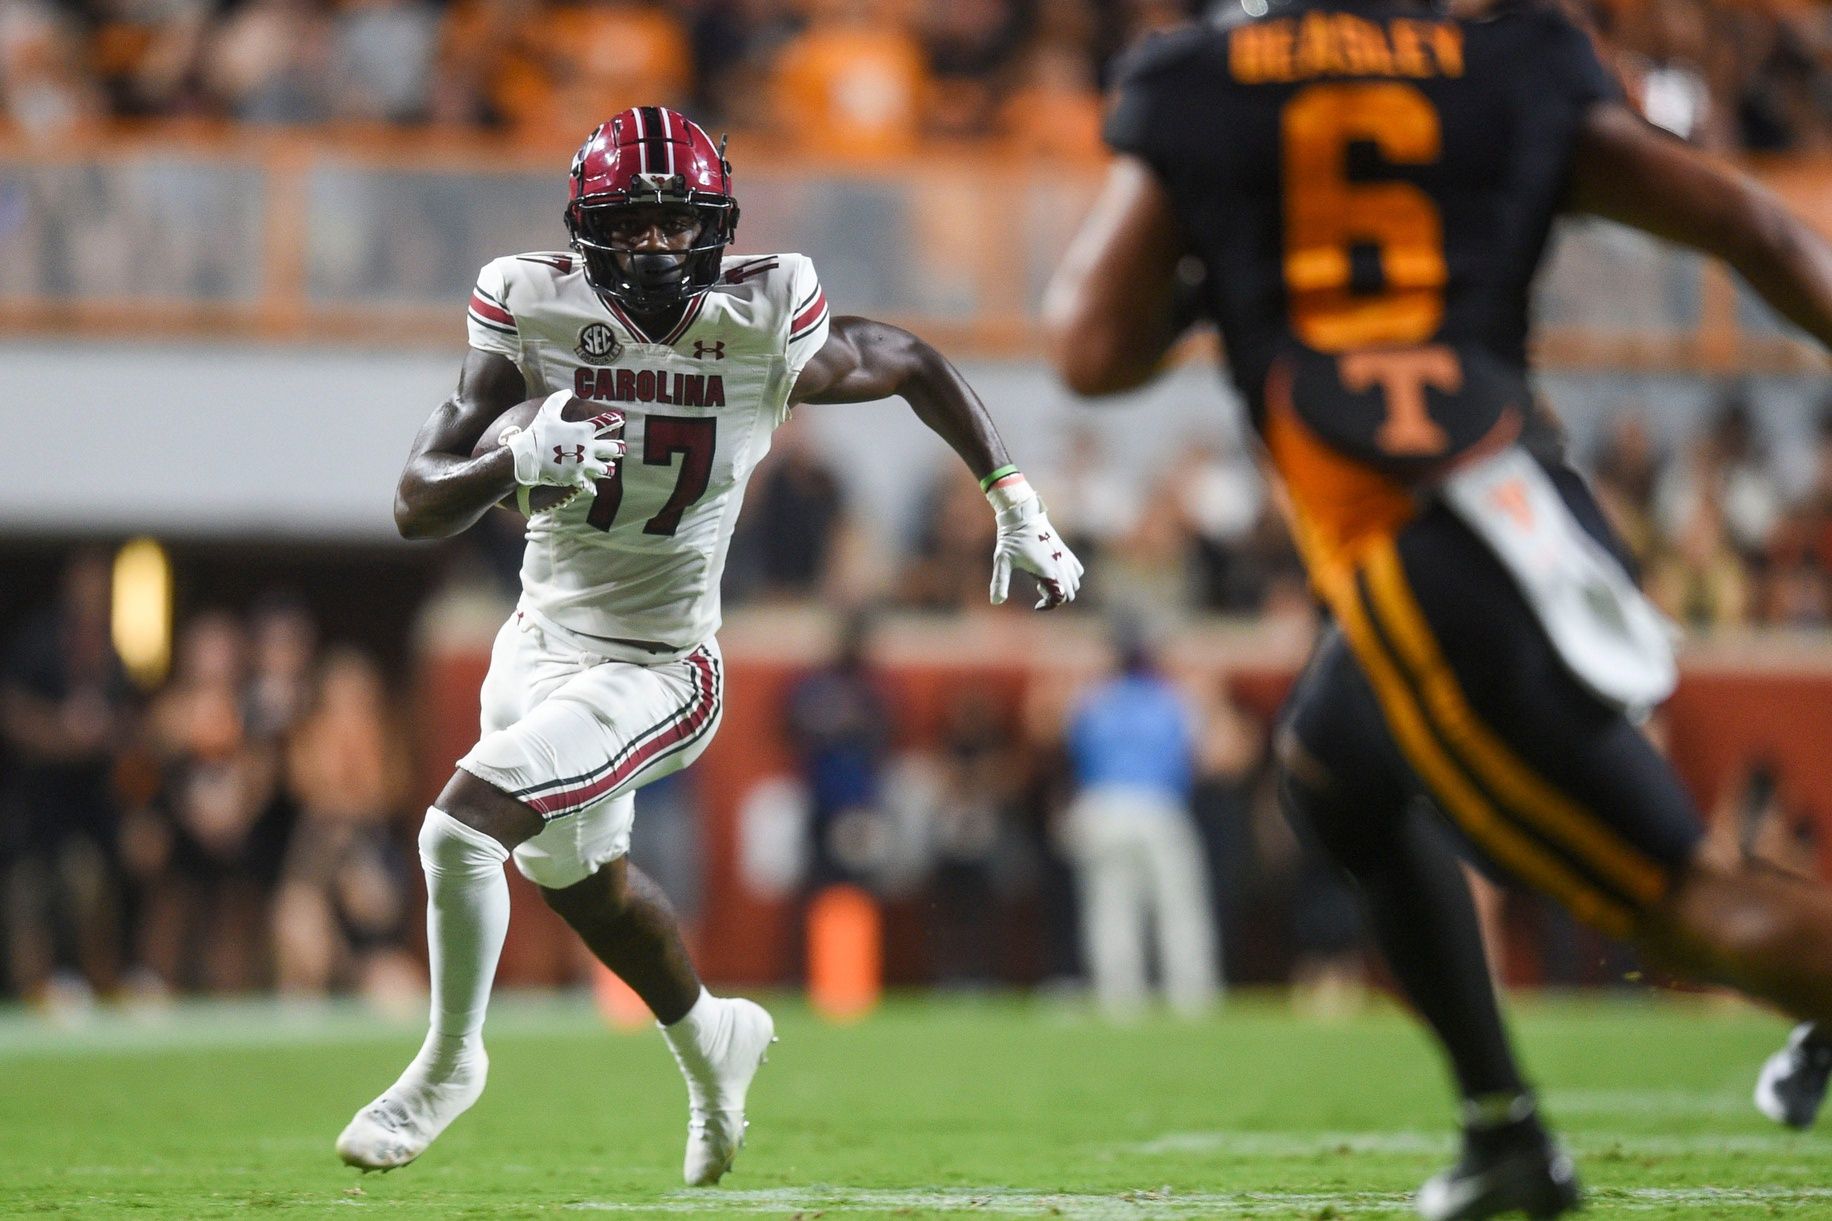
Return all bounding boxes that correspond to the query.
[1570,102,1832,347]
[393,349,527,539]
[1042,156,1189,397]
[790,315,1011,476]
[790,315,1085,609]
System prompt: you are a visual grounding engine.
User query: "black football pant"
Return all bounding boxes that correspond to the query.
[1277,467,1703,1103]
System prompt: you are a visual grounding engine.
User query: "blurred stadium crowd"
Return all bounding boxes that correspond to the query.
[1,553,426,1011]
[726,394,1832,634]
[1586,391,1832,630]
[9,0,1832,154]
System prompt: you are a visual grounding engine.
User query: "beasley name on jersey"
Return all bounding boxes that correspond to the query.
[465,250,831,656]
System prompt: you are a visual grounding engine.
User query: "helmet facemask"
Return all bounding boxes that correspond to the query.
[567,195,738,313]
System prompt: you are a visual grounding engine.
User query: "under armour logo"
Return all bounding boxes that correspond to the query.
[1038,532,1052,542]
[1052,550,1063,561]
[554,444,586,464]
[693,340,726,360]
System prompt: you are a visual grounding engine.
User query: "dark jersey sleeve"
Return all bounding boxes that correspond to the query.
[1529,4,1627,110]
[1101,25,1214,174]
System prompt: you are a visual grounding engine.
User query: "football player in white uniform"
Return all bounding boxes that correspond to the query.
[336,107,1083,1183]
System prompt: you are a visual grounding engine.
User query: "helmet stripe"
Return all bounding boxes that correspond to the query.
[639,106,667,184]
[659,107,676,176]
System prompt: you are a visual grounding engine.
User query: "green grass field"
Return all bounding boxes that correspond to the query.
[2,992,1828,1218]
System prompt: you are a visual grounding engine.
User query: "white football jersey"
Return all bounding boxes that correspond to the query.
[466,250,831,656]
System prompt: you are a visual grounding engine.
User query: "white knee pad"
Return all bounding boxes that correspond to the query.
[511,794,634,890]
[419,808,510,879]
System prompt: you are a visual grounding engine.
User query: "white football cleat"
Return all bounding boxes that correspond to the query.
[335,1042,488,1171]
[664,996,775,1186]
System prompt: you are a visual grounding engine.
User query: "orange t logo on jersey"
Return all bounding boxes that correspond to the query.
[1338,346,1461,456]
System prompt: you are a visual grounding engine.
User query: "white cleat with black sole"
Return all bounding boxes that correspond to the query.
[664,996,776,1186]
[335,1041,488,1172]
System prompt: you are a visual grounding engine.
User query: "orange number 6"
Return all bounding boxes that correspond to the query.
[1283,82,1448,352]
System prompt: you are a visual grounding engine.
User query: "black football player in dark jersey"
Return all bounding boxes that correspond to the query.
[1045,1,1832,1217]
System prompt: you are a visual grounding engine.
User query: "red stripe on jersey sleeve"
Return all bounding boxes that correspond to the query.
[790,289,826,336]
[469,293,516,328]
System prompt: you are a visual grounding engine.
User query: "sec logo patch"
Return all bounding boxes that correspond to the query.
[577,323,622,364]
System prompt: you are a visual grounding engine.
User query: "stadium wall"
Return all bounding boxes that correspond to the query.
[4,342,1830,541]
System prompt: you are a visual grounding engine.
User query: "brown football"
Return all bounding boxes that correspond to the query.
[472,394,624,515]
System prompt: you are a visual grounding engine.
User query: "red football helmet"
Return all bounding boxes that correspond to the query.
[564,107,739,312]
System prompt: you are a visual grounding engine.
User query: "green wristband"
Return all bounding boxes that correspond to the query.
[978,464,1020,492]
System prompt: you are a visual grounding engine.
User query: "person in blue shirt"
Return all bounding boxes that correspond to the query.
[1062,627,1218,1019]
[785,610,891,889]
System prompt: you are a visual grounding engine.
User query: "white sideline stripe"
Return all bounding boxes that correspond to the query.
[1118,1128,1826,1157]
[0,995,605,1058]
[564,1186,1832,1216]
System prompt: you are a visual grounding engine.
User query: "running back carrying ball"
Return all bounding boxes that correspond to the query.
[471,391,625,515]
[343,103,1081,1188]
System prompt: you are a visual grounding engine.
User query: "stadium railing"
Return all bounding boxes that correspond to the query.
[6,130,1832,369]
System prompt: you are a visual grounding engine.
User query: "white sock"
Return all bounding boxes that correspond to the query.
[661,987,719,1064]
[662,987,715,1035]
[415,807,511,1076]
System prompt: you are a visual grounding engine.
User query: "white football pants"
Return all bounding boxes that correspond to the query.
[1063,786,1220,1019]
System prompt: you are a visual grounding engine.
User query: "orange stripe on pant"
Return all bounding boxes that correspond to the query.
[1316,561,1638,939]
[1359,537,1669,908]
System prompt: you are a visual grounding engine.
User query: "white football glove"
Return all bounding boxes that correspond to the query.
[987,474,1083,610]
[501,391,626,490]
